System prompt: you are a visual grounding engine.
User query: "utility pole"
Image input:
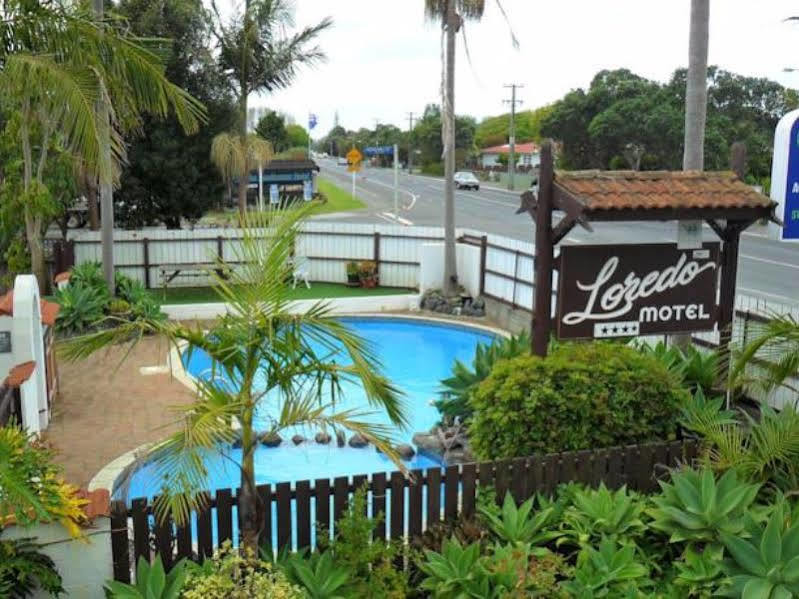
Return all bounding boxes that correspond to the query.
[503,84,524,191]
[406,112,415,173]
[93,0,115,294]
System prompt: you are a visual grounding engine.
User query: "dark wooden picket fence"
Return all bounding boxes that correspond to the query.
[109,438,698,582]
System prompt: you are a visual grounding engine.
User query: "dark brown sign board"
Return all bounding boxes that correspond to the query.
[556,243,720,339]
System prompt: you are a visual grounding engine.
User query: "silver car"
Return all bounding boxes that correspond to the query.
[454,171,480,190]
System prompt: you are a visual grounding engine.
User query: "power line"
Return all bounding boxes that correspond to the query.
[503,84,524,191]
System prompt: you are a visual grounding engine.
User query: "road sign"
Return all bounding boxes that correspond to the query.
[770,109,799,241]
[346,148,362,163]
[364,145,394,156]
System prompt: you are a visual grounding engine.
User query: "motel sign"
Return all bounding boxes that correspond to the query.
[556,243,720,340]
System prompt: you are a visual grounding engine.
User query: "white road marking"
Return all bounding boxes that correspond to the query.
[380,212,413,226]
[738,287,798,303]
[740,254,799,270]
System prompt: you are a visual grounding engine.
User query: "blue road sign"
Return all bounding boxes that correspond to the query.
[363,145,394,156]
[308,113,318,130]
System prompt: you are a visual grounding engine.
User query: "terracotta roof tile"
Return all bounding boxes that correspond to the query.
[75,489,110,520]
[555,170,772,212]
[54,272,71,284]
[481,142,539,155]
[5,361,35,387]
[40,300,60,326]
[0,292,12,317]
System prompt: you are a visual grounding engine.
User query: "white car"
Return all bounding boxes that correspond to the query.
[454,171,480,190]
[337,156,348,166]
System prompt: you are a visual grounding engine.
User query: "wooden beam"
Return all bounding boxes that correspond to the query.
[581,206,774,222]
[718,220,748,380]
[705,219,725,239]
[551,215,578,246]
[532,141,555,357]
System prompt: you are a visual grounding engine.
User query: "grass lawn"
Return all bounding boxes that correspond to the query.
[148,282,414,305]
[313,178,366,214]
[197,178,364,225]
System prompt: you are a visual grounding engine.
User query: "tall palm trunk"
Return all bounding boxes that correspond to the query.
[237,404,262,552]
[93,0,115,295]
[683,0,709,170]
[673,0,709,348]
[237,0,252,218]
[442,1,458,296]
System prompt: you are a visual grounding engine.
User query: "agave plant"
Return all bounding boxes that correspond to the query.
[559,537,652,598]
[648,468,760,546]
[672,546,727,597]
[436,331,530,421]
[478,492,561,551]
[104,555,188,599]
[720,499,799,598]
[418,538,494,599]
[638,341,720,394]
[284,551,350,599]
[559,484,648,549]
[679,387,738,438]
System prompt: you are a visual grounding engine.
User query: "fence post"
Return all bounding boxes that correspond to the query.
[479,235,487,296]
[373,232,381,275]
[217,235,224,263]
[142,238,150,289]
[110,500,131,583]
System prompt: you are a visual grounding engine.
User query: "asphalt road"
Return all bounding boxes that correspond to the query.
[316,158,799,305]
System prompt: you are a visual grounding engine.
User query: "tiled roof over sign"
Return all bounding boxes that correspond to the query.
[554,170,773,212]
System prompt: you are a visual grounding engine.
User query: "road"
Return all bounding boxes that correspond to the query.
[315,158,799,305]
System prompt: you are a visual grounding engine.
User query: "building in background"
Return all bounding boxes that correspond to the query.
[480,142,540,169]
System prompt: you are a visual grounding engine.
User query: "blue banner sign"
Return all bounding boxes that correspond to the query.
[363,145,394,156]
[770,109,799,241]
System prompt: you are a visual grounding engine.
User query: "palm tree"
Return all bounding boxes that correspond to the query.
[683,0,710,171]
[210,0,331,215]
[0,1,206,292]
[61,203,407,552]
[424,1,517,296]
[211,133,273,210]
[732,314,799,395]
[673,0,710,348]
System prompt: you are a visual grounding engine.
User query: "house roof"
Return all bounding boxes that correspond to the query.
[262,159,320,173]
[5,361,35,387]
[0,291,61,326]
[481,142,538,155]
[551,170,775,221]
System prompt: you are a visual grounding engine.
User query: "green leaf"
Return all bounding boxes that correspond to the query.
[761,511,783,566]
[741,577,774,599]
[723,534,768,577]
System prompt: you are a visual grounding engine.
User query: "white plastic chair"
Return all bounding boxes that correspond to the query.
[291,256,311,289]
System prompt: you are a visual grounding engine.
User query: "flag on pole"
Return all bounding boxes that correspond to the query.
[308,113,318,130]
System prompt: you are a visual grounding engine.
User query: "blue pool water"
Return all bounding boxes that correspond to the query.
[117,317,495,503]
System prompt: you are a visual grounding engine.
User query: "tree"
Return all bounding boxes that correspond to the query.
[210,132,273,208]
[285,123,310,149]
[474,105,553,149]
[115,0,237,229]
[0,0,205,292]
[255,110,288,152]
[211,0,331,215]
[63,205,406,552]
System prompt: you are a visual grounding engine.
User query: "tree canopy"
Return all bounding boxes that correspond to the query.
[114,0,237,229]
[540,67,798,186]
[474,105,554,149]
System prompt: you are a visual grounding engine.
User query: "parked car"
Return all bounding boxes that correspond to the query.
[454,171,480,190]
[337,156,348,166]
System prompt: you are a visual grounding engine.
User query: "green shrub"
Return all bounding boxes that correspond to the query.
[181,542,303,599]
[317,487,409,598]
[54,283,106,333]
[436,331,530,422]
[0,537,63,598]
[468,342,688,459]
[421,162,444,176]
[69,261,109,299]
[108,299,131,315]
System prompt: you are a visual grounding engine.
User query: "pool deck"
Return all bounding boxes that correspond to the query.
[44,313,507,491]
[44,335,195,488]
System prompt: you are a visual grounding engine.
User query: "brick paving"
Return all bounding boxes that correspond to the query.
[44,336,195,488]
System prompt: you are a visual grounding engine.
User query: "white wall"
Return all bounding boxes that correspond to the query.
[419,243,481,297]
[3,519,113,599]
[0,315,13,381]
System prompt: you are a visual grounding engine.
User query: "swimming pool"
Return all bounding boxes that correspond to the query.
[116,317,496,502]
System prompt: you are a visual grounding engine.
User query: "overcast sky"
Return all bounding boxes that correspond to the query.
[250,1,799,139]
